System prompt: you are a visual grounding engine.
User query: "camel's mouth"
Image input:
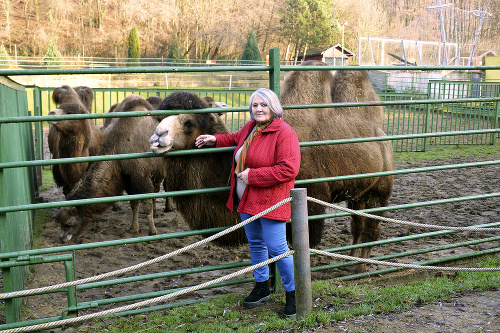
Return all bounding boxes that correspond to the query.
[149,133,173,154]
[150,142,171,155]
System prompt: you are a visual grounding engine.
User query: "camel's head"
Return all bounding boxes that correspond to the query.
[55,206,86,243]
[201,96,228,112]
[150,91,228,154]
[150,113,223,154]
[47,103,89,127]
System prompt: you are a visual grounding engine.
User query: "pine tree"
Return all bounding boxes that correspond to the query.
[241,30,262,65]
[0,44,10,69]
[43,39,63,68]
[128,26,141,67]
[167,36,184,64]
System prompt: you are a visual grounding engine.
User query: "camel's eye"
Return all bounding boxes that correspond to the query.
[184,119,195,135]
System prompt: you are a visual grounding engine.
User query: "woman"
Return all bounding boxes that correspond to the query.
[195,88,301,317]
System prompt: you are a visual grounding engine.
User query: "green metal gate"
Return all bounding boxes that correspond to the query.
[0,76,36,323]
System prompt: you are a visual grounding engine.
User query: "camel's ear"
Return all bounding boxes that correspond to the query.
[208,113,223,122]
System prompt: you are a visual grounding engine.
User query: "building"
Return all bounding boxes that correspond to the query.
[296,44,355,65]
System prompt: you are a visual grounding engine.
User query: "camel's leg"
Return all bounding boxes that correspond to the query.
[348,200,367,273]
[359,218,381,264]
[164,197,176,213]
[145,199,157,235]
[129,200,140,234]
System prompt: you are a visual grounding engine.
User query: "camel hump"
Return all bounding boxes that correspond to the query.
[146,96,163,109]
[74,86,94,111]
[281,61,335,106]
[114,94,153,112]
[330,70,379,103]
[121,95,153,111]
[158,91,209,110]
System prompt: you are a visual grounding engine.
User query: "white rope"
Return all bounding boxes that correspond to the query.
[0,197,292,300]
[0,251,295,333]
[310,249,500,271]
[307,196,500,232]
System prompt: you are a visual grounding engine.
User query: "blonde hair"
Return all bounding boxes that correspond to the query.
[249,88,283,120]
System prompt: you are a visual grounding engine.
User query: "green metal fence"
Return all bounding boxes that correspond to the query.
[427,80,500,146]
[1,48,500,331]
[0,76,37,323]
[27,83,500,157]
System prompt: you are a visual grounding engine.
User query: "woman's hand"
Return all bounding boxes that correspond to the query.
[237,168,250,185]
[195,135,216,148]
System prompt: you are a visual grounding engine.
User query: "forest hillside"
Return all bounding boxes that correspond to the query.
[0,0,498,63]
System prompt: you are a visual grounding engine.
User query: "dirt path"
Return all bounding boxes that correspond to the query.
[16,144,500,330]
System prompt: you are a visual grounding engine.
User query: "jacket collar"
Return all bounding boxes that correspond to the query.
[250,117,282,132]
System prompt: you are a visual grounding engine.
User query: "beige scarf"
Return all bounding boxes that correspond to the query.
[234,120,272,174]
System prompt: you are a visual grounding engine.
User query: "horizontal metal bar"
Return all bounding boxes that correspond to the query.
[0,65,271,76]
[76,261,251,290]
[0,254,72,268]
[0,226,229,259]
[338,247,500,281]
[1,162,499,214]
[280,65,500,71]
[311,236,500,272]
[2,96,500,124]
[309,192,500,221]
[71,277,255,310]
[1,129,499,169]
[1,64,499,77]
[0,315,64,331]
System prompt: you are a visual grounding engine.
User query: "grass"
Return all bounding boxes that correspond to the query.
[394,144,500,164]
[80,255,500,333]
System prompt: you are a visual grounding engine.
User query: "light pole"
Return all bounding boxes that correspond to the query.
[341,22,348,65]
[426,1,453,66]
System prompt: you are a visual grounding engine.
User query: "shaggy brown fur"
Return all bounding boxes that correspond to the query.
[150,92,243,245]
[151,63,394,272]
[101,95,164,131]
[56,94,167,243]
[48,85,104,197]
[281,60,394,272]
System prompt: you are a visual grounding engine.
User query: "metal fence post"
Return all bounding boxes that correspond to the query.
[290,188,312,318]
[268,47,280,96]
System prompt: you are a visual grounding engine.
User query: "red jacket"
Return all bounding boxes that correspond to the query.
[214,118,301,221]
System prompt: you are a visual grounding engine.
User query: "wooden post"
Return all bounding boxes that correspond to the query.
[290,188,312,318]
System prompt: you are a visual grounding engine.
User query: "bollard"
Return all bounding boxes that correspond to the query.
[290,188,312,318]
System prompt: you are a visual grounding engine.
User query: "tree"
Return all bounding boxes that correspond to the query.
[0,44,9,68]
[167,35,184,63]
[43,39,63,68]
[280,0,333,61]
[127,26,141,67]
[241,30,262,64]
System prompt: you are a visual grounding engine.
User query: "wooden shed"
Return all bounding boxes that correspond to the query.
[296,44,355,65]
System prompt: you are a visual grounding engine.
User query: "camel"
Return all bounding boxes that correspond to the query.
[47,85,104,197]
[150,61,394,272]
[55,94,167,243]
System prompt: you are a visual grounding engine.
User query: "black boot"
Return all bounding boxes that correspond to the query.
[243,281,270,308]
[283,290,296,317]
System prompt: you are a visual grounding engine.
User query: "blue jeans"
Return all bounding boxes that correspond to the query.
[240,212,295,292]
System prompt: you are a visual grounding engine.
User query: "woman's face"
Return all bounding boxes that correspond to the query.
[251,95,273,124]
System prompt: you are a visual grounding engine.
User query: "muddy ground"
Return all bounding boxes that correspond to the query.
[8,147,500,331]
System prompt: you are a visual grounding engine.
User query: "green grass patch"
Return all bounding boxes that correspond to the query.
[395,144,500,164]
[40,168,56,192]
[82,255,500,333]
